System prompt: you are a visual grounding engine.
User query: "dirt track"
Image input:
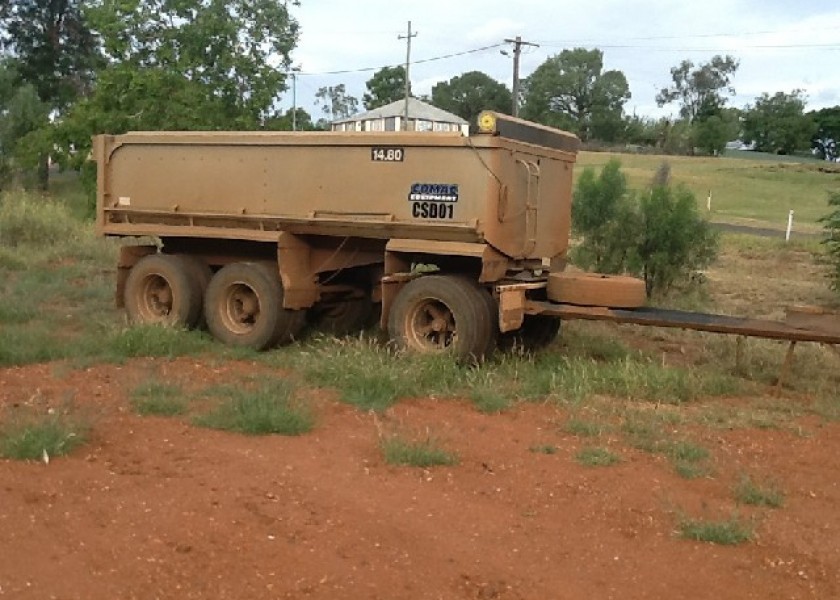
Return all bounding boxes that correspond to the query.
[1,357,839,599]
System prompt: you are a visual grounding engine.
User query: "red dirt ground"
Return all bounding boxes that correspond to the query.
[1,357,839,599]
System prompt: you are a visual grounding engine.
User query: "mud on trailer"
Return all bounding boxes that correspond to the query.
[94,112,840,362]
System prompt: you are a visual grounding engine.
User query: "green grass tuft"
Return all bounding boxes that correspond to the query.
[564,417,604,437]
[575,446,621,467]
[106,325,214,360]
[194,379,314,436]
[734,475,785,508]
[0,414,87,460]
[380,436,459,467]
[529,444,557,455]
[130,381,188,416]
[678,515,754,545]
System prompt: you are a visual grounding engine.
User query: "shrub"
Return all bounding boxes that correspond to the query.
[571,159,718,298]
[820,191,840,293]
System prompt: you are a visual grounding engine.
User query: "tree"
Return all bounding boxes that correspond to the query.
[571,159,718,298]
[55,0,299,181]
[0,62,50,189]
[809,106,840,140]
[656,55,739,122]
[521,48,630,141]
[742,90,816,154]
[363,66,409,110]
[431,71,512,124]
[0,0,101,111]
[315,84,359,125]
[691,105,740,156]
[0,0,102,187]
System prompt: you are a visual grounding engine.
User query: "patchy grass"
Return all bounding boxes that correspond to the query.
[194,379,314,436]
[564,417,604,438]
[0,413,87,460]
[130,381,188,417]
[575,446,620,467]
[380,435,459,467]
[734,475,785,508]
[667,440,712,479]
[678,515,754,545]
[529,444,558,455]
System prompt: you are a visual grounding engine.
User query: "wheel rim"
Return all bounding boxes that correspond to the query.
[220,282,261,335]
[138,274,174,321]
[404,298,457,351]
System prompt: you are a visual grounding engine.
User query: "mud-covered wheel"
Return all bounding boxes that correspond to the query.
[388,275,497,361]
[204,262,304,350]
[308,295,373,336]
[124,254,202,328]
[178,255,213,325]
[500,315,561,352]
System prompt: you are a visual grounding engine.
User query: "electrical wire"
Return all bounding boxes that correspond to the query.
[299,43,506,76]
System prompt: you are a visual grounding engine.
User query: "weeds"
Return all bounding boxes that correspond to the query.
[130,381,188,416]
[564,417,604,437]
[380,435,458,467]
[734,475,784,508]
[0,413,87,460]
[576,446,620,467]
[678,515,753,545]
[529,444,557,455]
[194,379,314,436]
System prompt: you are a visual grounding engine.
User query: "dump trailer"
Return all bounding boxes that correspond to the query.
[94,112,840,361]
[95,112,606,359]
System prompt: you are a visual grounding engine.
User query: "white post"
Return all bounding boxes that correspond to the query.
[785,210,794,242]
[707,190,712,212]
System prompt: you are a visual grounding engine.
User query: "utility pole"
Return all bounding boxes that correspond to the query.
[289,66,301,131]
[504,36,538,117]
[398,21,418,130]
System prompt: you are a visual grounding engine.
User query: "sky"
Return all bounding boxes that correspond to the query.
[284,0,840,122]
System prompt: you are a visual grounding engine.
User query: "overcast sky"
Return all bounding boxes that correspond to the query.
[284,0,840,122]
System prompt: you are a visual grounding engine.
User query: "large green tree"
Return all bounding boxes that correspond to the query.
[431,71,512,124]
[809,105,840,142]
[0,0,101,187]
[0,0,101,111]
[363,66,409,110]
[656,55,739,122]
[56,0,299,176]
[742,90,816,154]
[521,48,630,141]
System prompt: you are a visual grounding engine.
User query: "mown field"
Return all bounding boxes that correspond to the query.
[578,150,840,232]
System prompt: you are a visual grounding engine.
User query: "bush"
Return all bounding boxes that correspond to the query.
[571,159,718,298]
[820,191,840,293]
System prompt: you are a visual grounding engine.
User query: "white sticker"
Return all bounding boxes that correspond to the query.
[118,196,131,206]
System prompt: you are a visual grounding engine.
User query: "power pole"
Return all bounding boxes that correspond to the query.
[504,36,538,117]
[289,66,301,131]
[398,21,418,130]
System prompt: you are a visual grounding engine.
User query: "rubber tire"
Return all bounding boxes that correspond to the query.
[547,272,646,308]
[499,315,561,352]
[388,275,497,362]
[124,254,202,328]
[204,262,304,350]
[178,255,213,326]
[308,295,373,337]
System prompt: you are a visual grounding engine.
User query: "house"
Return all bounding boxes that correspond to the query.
[331,97,469,135]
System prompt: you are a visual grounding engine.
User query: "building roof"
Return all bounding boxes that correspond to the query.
[332,97,467,125]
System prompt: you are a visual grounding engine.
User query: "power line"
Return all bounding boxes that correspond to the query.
[537,42,840,50]
[298,42,505,76]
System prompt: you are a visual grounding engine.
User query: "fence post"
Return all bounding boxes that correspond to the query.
[785,210,794,242]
